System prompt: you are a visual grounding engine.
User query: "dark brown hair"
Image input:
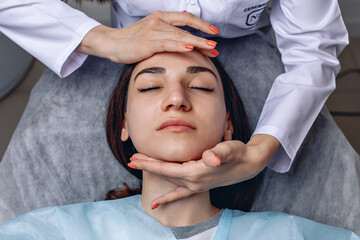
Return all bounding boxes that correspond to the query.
[105,57,259,211]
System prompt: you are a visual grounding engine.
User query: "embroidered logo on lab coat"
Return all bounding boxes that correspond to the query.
[246,8,265,26]
[244,2,268,27]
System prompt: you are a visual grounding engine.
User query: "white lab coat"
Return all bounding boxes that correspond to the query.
[0,0,349,172]
[0,195,359,239]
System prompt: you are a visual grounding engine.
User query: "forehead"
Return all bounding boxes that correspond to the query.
[132,51,219,77]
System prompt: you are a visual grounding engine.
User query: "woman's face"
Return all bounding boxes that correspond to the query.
[121,51,232,162]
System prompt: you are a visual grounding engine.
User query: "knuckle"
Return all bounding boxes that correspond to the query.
[174,31,187,40]
[109,55,120,63]
[202,38,208,45]
[188,184,203,193]
[152,11,163,17]
[174,190,183,199]
[188,174,200,183]
[147,18,159,27]
[184,11,194,18]
[221,143,232,156]
[156,165,166,176]
[160,39,168,50]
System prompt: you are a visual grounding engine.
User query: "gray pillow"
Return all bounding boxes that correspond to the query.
[0,35,359,234]
[0,54,140,221]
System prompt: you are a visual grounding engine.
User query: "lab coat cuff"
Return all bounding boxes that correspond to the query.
[253,125,297,173]
[56,19,101,78]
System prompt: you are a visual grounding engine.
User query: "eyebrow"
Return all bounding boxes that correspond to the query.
[134,67,166,81]
[187,66,218,80]
[134,66,218,81]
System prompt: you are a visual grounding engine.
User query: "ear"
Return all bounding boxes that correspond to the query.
[223,112,234,141]
[121,111,129,142]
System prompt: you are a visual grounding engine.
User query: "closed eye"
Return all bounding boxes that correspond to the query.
[191,86,214,92]
[137,86,161,92]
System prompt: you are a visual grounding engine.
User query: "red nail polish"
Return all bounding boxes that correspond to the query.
[130,157,136,162]
[207,40,217,47]
[152,203,159,210]
[210,25,220,34]
[214,155,222,166]
[182,10,187,12]
[210,49,219,56]
[128,163,138,169]
[185,44,194,50]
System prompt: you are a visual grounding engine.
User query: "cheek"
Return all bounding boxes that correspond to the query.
[197,93,227,136]
[201,103,227,143]
[125,97,158,151]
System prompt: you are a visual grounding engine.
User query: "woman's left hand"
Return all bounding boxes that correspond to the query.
[129,134,280,207]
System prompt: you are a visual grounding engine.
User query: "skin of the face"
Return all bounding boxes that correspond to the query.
[121,51,233,162]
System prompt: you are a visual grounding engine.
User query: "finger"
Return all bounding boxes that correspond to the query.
[196,48,220,58]
[151,186,196,208]
[129,158,201,178]
[147,21,217,50]
[150,39,197,54]
[142,18,217,52]
[131,153,165,163]
[156,11,220,35]
[162,175,188,187]
[156,29,217,50]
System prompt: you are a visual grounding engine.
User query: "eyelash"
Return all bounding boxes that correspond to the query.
[191,86,214,92]
[137,86,161,92]
[137,86,214,92]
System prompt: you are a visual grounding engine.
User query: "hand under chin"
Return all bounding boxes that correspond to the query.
[140,144,211,162]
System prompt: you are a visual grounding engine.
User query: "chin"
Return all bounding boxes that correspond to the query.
[134,143,200,162]
[134,137,222,162]
[151,143,214,162]
[161,155,198,162]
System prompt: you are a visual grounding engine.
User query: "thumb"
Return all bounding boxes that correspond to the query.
[202,148,222,167]
[203,141,242,167]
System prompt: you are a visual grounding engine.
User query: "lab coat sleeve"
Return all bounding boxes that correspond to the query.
[0,0,101,77]
[253,0,349,172]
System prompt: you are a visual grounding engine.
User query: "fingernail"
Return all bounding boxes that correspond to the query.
[182,10,187,12]
[185,44,194,50]
[130,157,136,162]
[128,163,138,169]
[214,155,222,166]
[151,203,159,210]
[207,40,217,47]
[210,49,219,56]
[210,25,219,34]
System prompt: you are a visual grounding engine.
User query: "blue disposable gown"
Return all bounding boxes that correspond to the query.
[0,195,358,240]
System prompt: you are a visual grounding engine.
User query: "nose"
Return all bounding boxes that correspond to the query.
[161,84,191,112]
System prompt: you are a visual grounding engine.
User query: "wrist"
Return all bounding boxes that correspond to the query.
[76,25,114,58]
[246,134,281,168]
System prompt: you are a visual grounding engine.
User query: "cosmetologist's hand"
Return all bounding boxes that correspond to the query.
[77,11,220,64]
[128,134,280,208]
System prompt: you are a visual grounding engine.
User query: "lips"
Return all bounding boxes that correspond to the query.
[157,118,196,131]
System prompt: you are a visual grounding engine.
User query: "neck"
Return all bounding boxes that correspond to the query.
[141,171,220,227]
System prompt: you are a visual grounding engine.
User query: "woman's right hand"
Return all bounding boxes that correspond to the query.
[76,11,220,64]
